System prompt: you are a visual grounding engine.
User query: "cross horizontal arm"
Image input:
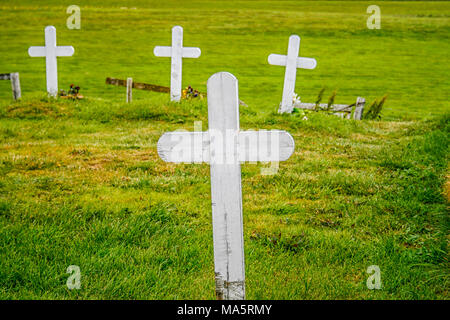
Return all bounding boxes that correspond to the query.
[28,46,46,57]
[268,53,286,66]
[158,131,207,163]
[182,47,201,58]
[157,130,295,163]
[239,130,295,162]
[268,54,316,69]
[297,57,316,69]
[153,46,171,57]
[56,46,75,57]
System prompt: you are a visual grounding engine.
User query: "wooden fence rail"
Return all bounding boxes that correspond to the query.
[106,77,170,94]
[106,77,248,107]
[295,97,365,120]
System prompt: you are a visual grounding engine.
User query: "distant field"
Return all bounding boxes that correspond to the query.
[0,1,448,300]
[0,0,449,119]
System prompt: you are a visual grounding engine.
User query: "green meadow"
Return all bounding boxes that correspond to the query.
[0,1,448,299]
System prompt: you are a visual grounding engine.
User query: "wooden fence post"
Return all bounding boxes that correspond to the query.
[353,97,365,120]
[126,77,132,103]
[10,73,21,100]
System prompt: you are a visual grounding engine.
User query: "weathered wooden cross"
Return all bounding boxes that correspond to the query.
[153,26,201,102]
[268,35,317,114]
[28,26,75,97]
[157,72,295,299]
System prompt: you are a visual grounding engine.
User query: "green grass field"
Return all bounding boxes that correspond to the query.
[0,1,449,299]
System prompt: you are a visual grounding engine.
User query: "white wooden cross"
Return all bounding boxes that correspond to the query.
[28,26,75,97]
[157,72,295,299]
[268,35,317,114]
[153,26,201,102]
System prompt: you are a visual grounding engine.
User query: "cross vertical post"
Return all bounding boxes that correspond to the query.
[281,35,300,112]
[170,26,183,102]
[44,26,58,97]
[268,34,317,114]
[154,26,201,102]
[207,72,245,300]
[28,26,75,97]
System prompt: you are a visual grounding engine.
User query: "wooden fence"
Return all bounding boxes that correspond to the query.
[0,73,21,100]
[106,77,248,107]
[295,97,365,120]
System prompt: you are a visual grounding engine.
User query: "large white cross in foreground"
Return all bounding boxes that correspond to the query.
[154,26,201,102]
[268,35,317,114]
[157,72,295,299]
[28,26,75,97]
